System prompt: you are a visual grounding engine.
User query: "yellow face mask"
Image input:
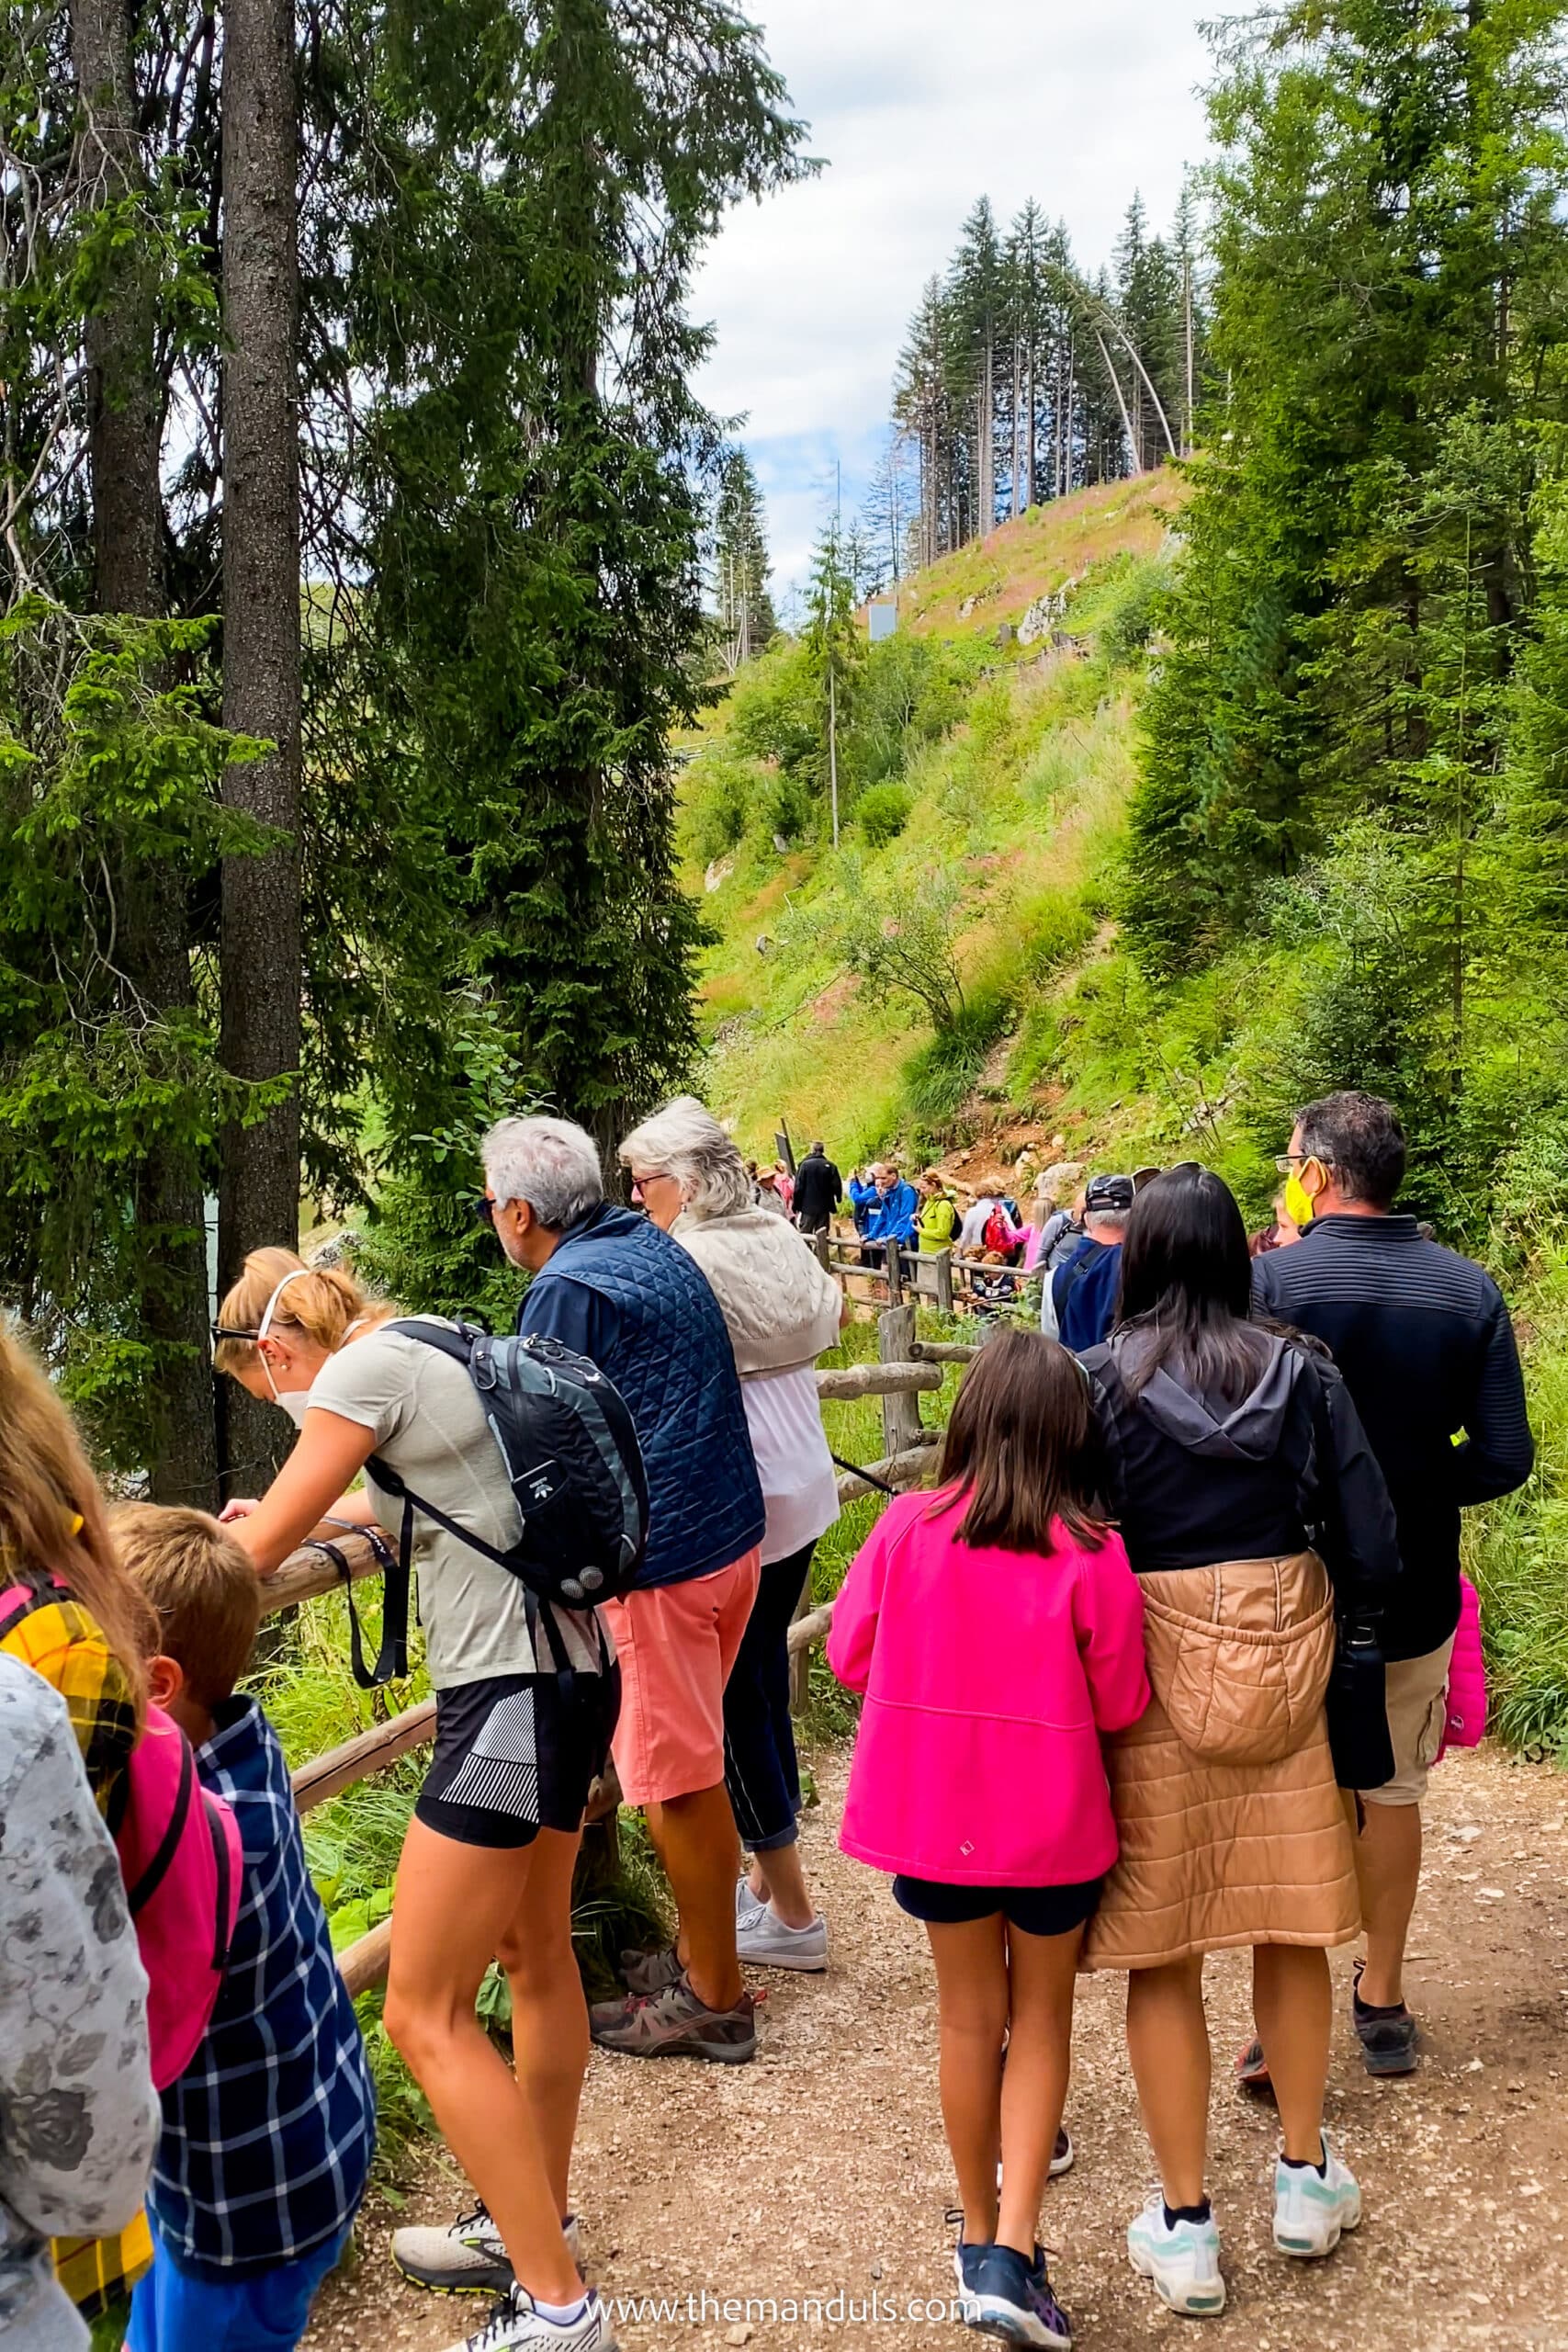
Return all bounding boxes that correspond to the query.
[1284,1160,1323,1228]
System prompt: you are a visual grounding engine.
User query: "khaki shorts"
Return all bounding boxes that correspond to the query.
[1360,1634,1457,1808]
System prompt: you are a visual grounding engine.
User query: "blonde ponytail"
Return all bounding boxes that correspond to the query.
[213,1245,393,1377]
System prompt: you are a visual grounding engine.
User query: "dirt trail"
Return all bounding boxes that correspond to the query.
[309,1741,1568,2352]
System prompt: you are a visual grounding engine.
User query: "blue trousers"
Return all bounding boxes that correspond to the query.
[723,1541,816,1851]
[127,2225,350,2352]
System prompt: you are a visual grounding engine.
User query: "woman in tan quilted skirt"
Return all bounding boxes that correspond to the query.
[1079,1164,1403,2321]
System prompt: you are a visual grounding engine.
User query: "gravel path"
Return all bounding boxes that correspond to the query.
[307,1740,1568,2352]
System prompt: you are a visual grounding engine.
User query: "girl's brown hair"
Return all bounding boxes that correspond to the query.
[0,1320,157,1721]
[213,1245,391,1378]
[933,1327,1107,1555]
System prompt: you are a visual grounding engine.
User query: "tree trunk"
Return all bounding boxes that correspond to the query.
[219,0,303,1494]
[71,0,220,1509]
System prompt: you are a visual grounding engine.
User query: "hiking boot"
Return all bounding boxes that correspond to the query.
[590,1973,758,2063]
[956,2242,1073,2348]
[394,2203,581,2296]
[1352,1960,1418,2076]
[439,2286,614,2352]
[1273,2137,1362,2258]
[619,1943,682,1997]
[1127,2196,1225,2317]
[735,1902,829,1973]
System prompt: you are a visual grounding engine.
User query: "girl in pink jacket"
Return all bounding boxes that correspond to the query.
[829,1330,1148,2350]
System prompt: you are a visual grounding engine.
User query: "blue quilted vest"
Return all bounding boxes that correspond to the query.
[525,1205,765,1589]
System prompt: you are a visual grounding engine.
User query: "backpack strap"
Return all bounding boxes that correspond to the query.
[127,1731,195,1917]
[203,1793,235,1973]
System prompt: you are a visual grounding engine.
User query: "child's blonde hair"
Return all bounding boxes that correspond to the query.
[114,1504,263,1710]
[0,1320,155,1722]
[213,1244,392,1379]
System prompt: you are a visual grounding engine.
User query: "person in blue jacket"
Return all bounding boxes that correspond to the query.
[862,1162,919,1269]
[847,1167,880,1238]
[1054,1173,1134,1352]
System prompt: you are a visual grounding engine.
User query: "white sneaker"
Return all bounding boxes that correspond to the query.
[1127,2195,1226,2316]
[735,1879,768,1931]
[394,2202,582,2295]
[443,2287,614,2352]
[735,1903,829,1973]
[1273,2139,1362,2258]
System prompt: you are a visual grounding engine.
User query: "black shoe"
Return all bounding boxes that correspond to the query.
[1352,1959,1418,2077]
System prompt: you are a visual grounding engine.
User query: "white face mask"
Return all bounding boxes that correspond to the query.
[256,1269,313,1420]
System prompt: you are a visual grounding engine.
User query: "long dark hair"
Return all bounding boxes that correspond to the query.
[933,1328,1107,1555]
[1112,1162,1272,1404]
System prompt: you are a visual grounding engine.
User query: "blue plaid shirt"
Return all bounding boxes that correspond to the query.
[149,1698,376,2278]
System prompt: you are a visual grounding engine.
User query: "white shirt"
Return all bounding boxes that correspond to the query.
[740,1365,840,1566]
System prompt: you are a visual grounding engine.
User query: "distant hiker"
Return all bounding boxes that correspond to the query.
[1036,1196,1088,1338]
[1082,1165,1402,2320]
[0,1652,158,2352]
[862,1162,919,1268]
[958,1193,1022,1262]
[215,1231,623,2350]
[773,1160,795,1216]
[621,1098,843,1973]
[754,1165,789,1217]
[793,1139,843,1237]
[118,1508,374,2352]
[1053,1175,1134,1352]
[917,1170,959,1253]
[829,1332,1148,2349]
[847,1167,880,1238]
[1252,1092,1533,2082]
[968,1251,1019,1315]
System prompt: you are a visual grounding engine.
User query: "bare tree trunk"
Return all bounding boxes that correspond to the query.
[1023,335,1034,510]
[1010,335,1022,518]
[219,0,302,1495]
[71,0,219,1508]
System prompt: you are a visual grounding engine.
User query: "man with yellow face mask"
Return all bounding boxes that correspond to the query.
[1251,1092,1533,2080]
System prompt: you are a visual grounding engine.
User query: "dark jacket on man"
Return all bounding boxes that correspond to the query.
[1055,1236,1122,1354]
[1253,1215,1533,1660]
[792,1148,842,1233]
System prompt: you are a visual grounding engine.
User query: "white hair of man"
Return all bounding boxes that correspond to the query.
[1084,1207,1125,1238]
[618,1095,750,1220]
[482,1114,604,1230]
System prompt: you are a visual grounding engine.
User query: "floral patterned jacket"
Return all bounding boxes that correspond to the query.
[0,1654,158,2351]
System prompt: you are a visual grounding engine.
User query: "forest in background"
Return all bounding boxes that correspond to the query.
[0,0,808,1504]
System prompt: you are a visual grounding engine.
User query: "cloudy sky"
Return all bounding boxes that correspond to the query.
[690,2,1214,602]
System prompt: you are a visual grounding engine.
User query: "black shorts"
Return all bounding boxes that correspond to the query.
[892,1874,1104,1939]
[415,1667,621,1851]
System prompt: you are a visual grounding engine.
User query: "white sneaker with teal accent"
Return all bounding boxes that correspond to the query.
[1127,2196,1226,2316]
[1273,2141,1362,2258]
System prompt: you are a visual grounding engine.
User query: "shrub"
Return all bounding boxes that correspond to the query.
[855,781,913,847]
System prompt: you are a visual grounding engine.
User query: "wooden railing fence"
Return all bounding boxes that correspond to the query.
[269,1303,980,2000]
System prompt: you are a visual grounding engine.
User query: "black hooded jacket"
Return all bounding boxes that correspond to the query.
[1082,1329,1403,1614]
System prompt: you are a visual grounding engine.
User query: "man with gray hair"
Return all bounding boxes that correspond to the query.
[479,1114,766,2063]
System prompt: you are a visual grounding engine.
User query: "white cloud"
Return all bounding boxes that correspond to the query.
[691,1,1214,592]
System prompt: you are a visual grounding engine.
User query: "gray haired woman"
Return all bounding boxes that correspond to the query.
[620,1096,845,1970]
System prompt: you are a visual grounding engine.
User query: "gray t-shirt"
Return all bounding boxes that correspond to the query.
[310,1321,609,1690]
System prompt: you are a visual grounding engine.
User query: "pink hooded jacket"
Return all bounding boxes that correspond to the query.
[828,1487,1150,1887]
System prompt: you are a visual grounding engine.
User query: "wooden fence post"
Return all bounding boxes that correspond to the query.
[932,1249,953,1314]
[886,1237,904,1305]
[878,1303,922,1457]
[809,1228,829,1271]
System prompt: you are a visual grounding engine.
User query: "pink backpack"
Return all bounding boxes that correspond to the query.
[1438,1574,1487,1757]
[0,1580,243,2089]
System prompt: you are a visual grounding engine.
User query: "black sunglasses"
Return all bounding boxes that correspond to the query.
[474,1195,497,1227]
[211,1323,261,1345]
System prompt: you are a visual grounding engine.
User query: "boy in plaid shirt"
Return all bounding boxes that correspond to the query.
[116,1508,375,2352]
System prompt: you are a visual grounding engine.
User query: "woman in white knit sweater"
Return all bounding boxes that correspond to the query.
[620,1098,846,1972]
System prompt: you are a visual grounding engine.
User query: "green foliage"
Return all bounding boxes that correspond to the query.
[854,781,913,847]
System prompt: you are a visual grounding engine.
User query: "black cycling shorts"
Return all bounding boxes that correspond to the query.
[416,1666,621,1851]
[892,1873,1104,1939]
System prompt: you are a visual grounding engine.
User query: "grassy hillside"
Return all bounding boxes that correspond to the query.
[679,472,1568,1758]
